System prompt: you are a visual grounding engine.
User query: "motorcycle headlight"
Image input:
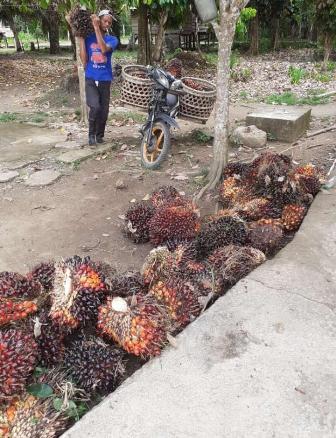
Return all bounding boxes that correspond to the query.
[171,80,182,90]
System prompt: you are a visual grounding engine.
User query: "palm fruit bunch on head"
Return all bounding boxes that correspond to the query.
[27,261,55,292]
[69,6,94,38]
[218,176,252,208]
[166,58,183,79]
[124,201,155,243]
[245,152,292,201]
[247,219,284,256]
[63,335,125,394]
[195,215,248,259]
[281,204,307,231]
[149,277,202,330]
[97,294,168,357]
[49,256,109,331]
[149,185,182,209]
[148,200,201,246]
[109,271,147,297]
[0,272,42,327]
[0,329,38,401]
[8,394,68,438]
[207,245,266,292]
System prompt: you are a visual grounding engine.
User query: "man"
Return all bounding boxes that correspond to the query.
[79,10,119,145]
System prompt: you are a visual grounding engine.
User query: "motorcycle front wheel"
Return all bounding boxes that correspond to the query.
[141,121,171,170]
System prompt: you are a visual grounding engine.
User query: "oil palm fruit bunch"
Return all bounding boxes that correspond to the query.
[223,162,249,179]
[49,256,108,331]
[9,394,68,438]
[218,177,252,207]
[33,313,65,367]
[0,330,38,400]
[141,246,175,286]
[247,219,284,255]
[69,6,94,38]
[0,272,42,299]
[149,185,182,209]
[97,295,168,357]
[28,261,55,292]
[195,215,248,259]
[246,152,292,199]
[281,204,306,231]
[166,58,183,79]
[109,271,147,297]
[233,197,281,221]
[64,336,125,394]
[207,245,266,291]
[149,277,202,330]
[148,202,201,246]
[124,201,156,243]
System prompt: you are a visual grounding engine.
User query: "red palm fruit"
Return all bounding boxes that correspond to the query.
[0,272,42,299]
[295,163,326,183]
[218,177,252,207]
[27,261,55,292]
[149,203,201,246]
[207,245,266,292]
[0,299,38,327]
[0,330,38,400]
[149,278,202,330]
[281,204,306,231]
[97,295,168,358]
[149,185,182,209]
[223,162,249,179]
[124,201,156,243]
[166,58,183,79]
[33,313,65,367]
[248,219,284,255]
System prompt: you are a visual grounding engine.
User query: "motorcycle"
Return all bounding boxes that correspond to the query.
[140,66,185,170]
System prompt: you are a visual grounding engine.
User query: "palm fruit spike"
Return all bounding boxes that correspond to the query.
[0,299,38,327]
[49,256,108,330]
[0,272,42,299]
[97,295,168,357]
[149,203,201,246]
[207,245,266,292]
[150,185,182,209]
[149,278,202,330]
[124,201,155,243]
[28,261,55,292]
[64,336,125,394]
[195,215,248,260]
[248,219,284,256]
[218,177,252,207]
[0,330,38,400]
[281,204,306,231]
[109,271,147,297]
[9,395,68,438]
[69,6,94,38]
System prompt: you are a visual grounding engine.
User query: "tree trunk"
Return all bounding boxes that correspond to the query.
[137,2,151,65]
[75,37,88,126]
[272,17,280,51]
[47,1,60,55]
[152,9,168,63]
[196,0,249,200]
[67,22,76,60]
[249,12,259,55]
[7,15,22,52]
[322,33,333,70]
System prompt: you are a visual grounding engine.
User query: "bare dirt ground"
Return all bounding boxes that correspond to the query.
[0,50,335,275]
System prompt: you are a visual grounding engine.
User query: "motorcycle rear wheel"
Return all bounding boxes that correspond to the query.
[141,121,171,170]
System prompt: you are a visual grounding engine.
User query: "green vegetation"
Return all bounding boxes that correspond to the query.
[0,113,17,122]
[109,110,146,124]
[288,66,306,84]
[265,90,330,106]
[192,129,213,144]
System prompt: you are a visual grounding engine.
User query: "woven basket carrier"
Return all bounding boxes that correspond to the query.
[179,77,216,123]
[121,65,152,109]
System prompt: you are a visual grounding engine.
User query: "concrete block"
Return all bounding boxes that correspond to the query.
[246,107,311,142]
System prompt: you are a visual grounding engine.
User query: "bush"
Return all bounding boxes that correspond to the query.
[288,66,306,84]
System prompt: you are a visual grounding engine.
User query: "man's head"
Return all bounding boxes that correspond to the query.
[98,10,113,31]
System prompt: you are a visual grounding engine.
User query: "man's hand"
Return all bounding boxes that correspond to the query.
[91,14,100,29]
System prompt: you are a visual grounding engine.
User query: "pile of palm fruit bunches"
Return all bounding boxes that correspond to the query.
[0,152,325,437]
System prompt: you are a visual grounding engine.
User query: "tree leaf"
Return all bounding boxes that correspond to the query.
[27,383,54,398]
[53,398,64,412]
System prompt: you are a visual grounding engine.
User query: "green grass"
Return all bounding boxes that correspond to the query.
[265,90,330,106]
[192,129,213,143]
[288,66,306,84]
[109,110,146,124]
[0,112,17,122]
[29,111,49,123]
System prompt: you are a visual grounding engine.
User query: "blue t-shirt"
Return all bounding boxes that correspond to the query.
[85,33,119,82]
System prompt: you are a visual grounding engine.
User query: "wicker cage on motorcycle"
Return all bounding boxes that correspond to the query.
[179,77,216,122]
[121,65,153,109]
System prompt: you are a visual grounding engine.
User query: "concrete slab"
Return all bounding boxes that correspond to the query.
[54,141,82,150]
[63,188,336,438]
[246,107,311,142]
[25,170,61,187]
[0,171,19,183]
[57,144,113,164]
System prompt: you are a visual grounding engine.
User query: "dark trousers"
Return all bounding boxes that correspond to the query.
[85,79,111,138]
